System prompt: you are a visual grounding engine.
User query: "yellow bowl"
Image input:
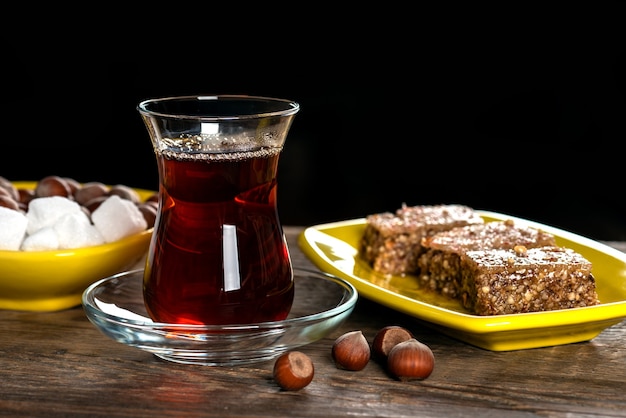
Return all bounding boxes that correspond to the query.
[0,181,155,312]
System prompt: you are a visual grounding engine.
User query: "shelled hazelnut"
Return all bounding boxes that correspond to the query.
[372,325,414,361]
[273,351,314,391]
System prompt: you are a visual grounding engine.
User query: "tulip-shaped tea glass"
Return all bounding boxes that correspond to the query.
[137,95,299,326]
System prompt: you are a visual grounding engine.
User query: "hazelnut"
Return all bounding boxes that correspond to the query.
[35,175,72,198]
[137,202,158,228]
[83,195,110,213]
[331,330,370,371]
[74,182,109,206]
[514,245,528,256]
[387,338,435,381]
[273,351,314,391]
[0,195,20,211]
[0,187,12,200]
[62,177,82,195]
[372,325,414,361]
[109,184,141,204]
[17,188,35,206]
[0,178,19,201]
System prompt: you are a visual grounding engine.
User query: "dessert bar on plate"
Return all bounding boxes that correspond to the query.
[459,245,598,315]
[298,211,626,351]
[360,204,484,275]
[417,219,558,300]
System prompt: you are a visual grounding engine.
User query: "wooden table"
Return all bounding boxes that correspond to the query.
[1,227,625,417]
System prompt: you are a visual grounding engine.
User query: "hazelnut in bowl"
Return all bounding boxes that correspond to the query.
[0,176,157,312]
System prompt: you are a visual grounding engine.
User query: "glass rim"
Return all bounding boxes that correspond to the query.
[137,94,300,121]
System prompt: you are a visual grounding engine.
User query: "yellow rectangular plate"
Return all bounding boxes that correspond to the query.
[298,211,626,351]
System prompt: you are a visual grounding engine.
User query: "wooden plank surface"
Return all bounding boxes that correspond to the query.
[0,228,624,417]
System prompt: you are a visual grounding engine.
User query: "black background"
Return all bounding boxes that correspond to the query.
[3,6,625,241]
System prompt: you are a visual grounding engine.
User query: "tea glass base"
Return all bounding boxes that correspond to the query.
[82,268,357,366]
[153,349,284,366]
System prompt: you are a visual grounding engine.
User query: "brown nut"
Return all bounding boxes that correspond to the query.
[137,202,158,228]
[35,175,72,198]
[0,195,20,211]
[331,330,370,371]
[108,184,141,204]
[0,177,19,201]
[386,338,435,381]
[273,351,314,391]
[17,188,35,206]
[372,325,414,361]
[74,182,109,206]
[82,195,110,213]
[62,177,81,195]
[0,187,13,200]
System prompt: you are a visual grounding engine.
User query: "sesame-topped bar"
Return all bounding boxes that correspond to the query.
[417,219,557,297]
[459,245,599,315]
[360,204,484,275]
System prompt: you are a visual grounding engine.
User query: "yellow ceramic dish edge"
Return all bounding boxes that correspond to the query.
[0,181,155,311]
[297,212,626,351]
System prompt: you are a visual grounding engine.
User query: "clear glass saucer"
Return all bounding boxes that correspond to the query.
[82,268,357,366]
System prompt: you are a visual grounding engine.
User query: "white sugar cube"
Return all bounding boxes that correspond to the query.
[26,196,83,235]
[91,195,148,243]
[0,207,28,250]
[53,212,105,249]
[21,227,59,251]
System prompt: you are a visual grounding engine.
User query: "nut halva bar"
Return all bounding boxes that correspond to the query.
[459,245,598,315]
[360,204,484,275]
[417,219,557,299]
[360,205,599,315]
